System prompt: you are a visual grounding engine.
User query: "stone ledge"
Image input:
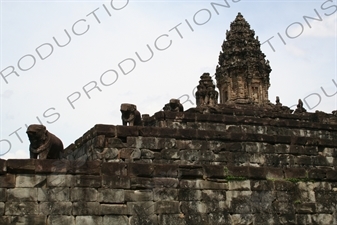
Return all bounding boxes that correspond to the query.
[1,161,336,183]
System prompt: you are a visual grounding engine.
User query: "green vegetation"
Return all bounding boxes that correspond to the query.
[294,199,301,204]
[285,178,313,183]
[225,175,247,181]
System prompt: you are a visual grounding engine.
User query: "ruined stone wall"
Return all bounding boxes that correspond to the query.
[64,110,337,169]
[1,110,337,224]
[1,159,337,225]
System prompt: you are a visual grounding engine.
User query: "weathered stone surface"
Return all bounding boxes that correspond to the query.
[154,164,178,177]
[5,202,38,215]
[37,187,70,202]
[0,159,6,174]
[74,175,101,187]
[125,190,153,202]
[75,216,102,225]
[4,215,46,225]
[130,214,158,225]
[179,166,203,178]
[16,174,46,188]
[7,159,35,173]
[97,189,124,203]
[180,179,228,190]
[100,204,128,215]
[129,163,155,177]
[39,202,72,215]
[103,215,128,224]
[0,202,4,215]
[102,175,130,189]
[73,202,100,215]
[180,201,207,214]
[47,175,74,187]
[35,159,68,173]
[153,188,177,201]
[159,214,186,225]
[228,180,251,191]
[47,215,75,225]
[69,160,101,174]
[102,162,128,176]
[71,188,98,201]
[178,189,202,201]
[7,188,37,202]
[0,174,15,188]
[0,188,6,201]
[155,201,180,214]
[127,201,155,215]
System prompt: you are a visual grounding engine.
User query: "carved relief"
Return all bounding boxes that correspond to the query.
[215,12,271,105]
[195,73,218,107]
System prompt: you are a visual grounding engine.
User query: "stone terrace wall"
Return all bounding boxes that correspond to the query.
[1,159,337,225]
[63,110,337,168]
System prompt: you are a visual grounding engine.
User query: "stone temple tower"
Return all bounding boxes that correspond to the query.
[215,13,271,105]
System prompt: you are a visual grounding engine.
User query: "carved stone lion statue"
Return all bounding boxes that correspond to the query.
[163,99,184,112]
[26,124,64,159]
[120,103,142,126]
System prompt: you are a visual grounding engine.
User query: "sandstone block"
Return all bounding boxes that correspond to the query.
[161,149,180,160]
[5,202,38,215]
[125,190,153,202]
[100,204,128,215]
[97,189,124,203]
[6,215,46,225]
[0,188,6,201]
[103,215,128,224]
[73,202,100,215]
[6,159,35,173]
[47,175,74,187]
[159,214,186,225]
[228,180,251,191]
[39,201,72,215]
[0,174,15,188]
[35,159,68,173]
[71,188,98,202]
[0,202,4,215]
[7,188,37,202]
[47,215,75,225]
[130,214,158,225]
[74,175,101,187]
[154,188,178,201]
[102,162,128,176]
[178,189,202,201]
[75,216,102,225]
[155,201,180,214]
[16,174,47,188]
[37,187,70,202]
[102,175,130,189]
[179,166,203,178]
[127,201,155,215]
[180,201,207,214]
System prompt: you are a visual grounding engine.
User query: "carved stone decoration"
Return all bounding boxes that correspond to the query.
[163,99,184,112]
[26,124,64,159]
[120,103,142,126]
[294,99,307,114]
[215,12,271,105]
[195,73,218,107]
